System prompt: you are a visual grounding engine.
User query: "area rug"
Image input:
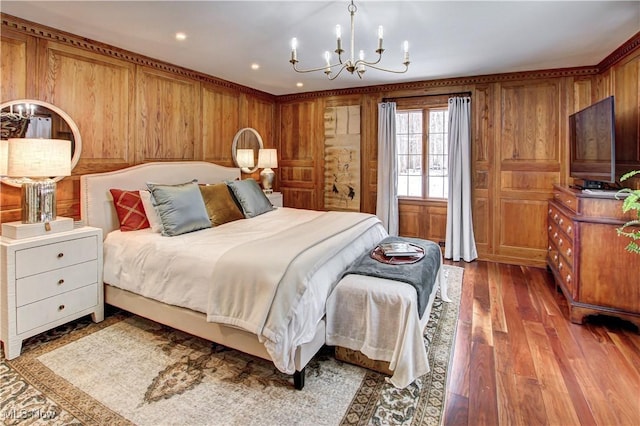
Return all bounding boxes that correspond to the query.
[0,265,462,426]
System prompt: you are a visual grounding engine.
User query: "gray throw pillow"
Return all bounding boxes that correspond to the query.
[226,179,274,218]
[147,180,211,236]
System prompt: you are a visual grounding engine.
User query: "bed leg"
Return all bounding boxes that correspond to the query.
[293,368,305,390]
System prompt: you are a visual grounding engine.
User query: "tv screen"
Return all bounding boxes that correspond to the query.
[569,96,615,188]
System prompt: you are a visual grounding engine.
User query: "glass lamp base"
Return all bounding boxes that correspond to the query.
[21,178,57,224]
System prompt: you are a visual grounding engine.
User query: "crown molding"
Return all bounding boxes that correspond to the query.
[275,67,600,102]
[1,13,276,102]
[597,31,640,71]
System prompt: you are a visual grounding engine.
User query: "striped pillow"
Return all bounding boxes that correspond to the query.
[109,188,150,231]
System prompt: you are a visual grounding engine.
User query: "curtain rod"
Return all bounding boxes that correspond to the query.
[382,91,472,102]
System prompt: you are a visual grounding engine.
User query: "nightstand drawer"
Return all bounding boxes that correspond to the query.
[15,236,98,279]
[16,284,98,334]
[16,260,98,307]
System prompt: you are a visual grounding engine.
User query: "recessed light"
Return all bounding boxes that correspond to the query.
[175,32,187,41]
[296,82,303,87]
[251,63,260,70]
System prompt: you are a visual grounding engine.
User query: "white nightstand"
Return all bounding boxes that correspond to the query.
[0,226,104,359]
[266,191,283,207]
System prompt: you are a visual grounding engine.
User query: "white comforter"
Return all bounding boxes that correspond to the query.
[103,207,386,373]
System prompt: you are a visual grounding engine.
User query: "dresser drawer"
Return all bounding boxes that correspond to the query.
[16,284,98,334]
[557,258,576,299]
[16,260,98,307]
[548,203,574,238]
[15,236,98,279]
[552,190,577,213]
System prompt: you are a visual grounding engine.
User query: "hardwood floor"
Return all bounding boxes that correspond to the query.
[443,260,640,426]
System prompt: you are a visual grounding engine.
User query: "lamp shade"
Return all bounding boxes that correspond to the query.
[7,138,71,177]
[257,149,278,168]
[236,148,255,168]
[0,139,7,176]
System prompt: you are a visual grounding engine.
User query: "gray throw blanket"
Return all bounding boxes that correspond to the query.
[342,236,441,318]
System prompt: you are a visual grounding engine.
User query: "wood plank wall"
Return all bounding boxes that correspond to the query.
[1,14,638,267]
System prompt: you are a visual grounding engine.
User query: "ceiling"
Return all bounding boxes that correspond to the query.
[1,1,639,96]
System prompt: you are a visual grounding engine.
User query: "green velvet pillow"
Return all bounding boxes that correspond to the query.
[146,180,211,236]
[226,178,274,218]
[199,183,245,226]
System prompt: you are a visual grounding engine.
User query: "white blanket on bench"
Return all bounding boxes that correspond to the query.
[326,263,448,388]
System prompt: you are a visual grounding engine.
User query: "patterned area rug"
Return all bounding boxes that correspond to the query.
[0,265,462,426]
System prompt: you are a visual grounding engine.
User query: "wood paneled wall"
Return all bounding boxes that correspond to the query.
[1,13,638,268]
[0,15,276,224]
[276,34,640,267]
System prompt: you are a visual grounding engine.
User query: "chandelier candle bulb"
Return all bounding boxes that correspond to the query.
[403,40,410,63]
[291,38,297,62]
[378,26,383,51]
[336,25,342,52]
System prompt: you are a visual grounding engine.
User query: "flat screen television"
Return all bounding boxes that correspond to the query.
[569,96,616,189]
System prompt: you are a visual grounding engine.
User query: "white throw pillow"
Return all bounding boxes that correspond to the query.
[139,189,163,233]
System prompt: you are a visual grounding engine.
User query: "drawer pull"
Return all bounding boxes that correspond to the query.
[559,218,563,226]
[554,214,559,222]
[559,239,563,246]
[567,226,572,234]
[566,248,572,257]
[58,304,65,311]
[548,208,553,215]
[554,232,558,239]
[566,274,571,283]
[548,226,552,232]
[58,279,65,285]
[57,252,64,258]
[559,262,563,270]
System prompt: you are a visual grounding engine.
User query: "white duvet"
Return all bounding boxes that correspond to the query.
[103,207,387,374]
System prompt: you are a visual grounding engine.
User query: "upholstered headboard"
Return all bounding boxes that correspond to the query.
[80,161,241,238]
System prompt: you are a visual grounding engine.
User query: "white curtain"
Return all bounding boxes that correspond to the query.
[25,117,52,139]
[445,97,478,262]
[376,102,398,236]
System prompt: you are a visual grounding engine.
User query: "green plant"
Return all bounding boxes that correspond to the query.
[617,170,640,254]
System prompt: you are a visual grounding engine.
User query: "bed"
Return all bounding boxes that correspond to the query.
[80,161,447,390]
[80,161,387,389]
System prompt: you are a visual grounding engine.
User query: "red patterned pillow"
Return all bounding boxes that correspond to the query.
[109,189,150,231]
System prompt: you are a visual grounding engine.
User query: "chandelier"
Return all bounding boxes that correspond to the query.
[1,103,35,120]
[289,0,410,80]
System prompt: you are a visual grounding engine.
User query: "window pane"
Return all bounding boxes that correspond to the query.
[409,135,421,154]
[398,154,409,174]
[409,154,422,173]
[429,133,444,155]
[396,112,408,133]
[409,112,422,133]
[408,176,422,197]
[398,175,408,196]
[397,134,408,155]
[429,176,446,199]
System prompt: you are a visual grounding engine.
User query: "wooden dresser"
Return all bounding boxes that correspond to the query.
[547,185,640,328]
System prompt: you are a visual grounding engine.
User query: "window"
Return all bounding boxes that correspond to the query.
[396,107,449,199]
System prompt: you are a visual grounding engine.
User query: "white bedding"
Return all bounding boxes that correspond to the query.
[103,207,387,374]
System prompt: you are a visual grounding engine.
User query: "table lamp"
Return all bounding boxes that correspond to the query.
[257,148,278,194]
[7,138,71,223]
[236,148,255,173]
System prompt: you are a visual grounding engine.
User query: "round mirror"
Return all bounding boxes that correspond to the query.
[232,128,263,174]
[1,99,82,187]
